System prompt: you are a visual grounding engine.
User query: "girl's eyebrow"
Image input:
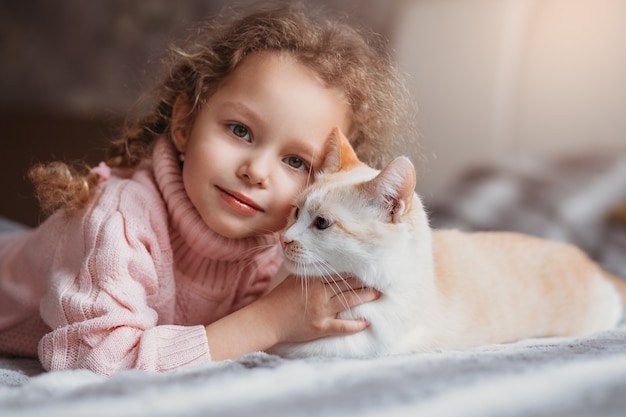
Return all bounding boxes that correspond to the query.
[292,142,321,167]
[221,101,263,126]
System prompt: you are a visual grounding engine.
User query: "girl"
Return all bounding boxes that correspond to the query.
[0,3,417,376]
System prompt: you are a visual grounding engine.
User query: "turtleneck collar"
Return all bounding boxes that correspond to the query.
[152,137,279,261]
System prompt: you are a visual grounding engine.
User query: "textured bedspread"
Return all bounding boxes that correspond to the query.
[2,328,626,417]
[2,149,626,416]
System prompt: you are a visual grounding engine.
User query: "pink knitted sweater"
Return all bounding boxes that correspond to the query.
[0,138,282,375]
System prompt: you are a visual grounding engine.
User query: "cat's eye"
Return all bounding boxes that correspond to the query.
[314,216,333,230]
[228,123,251,142]
[294,207,299,219]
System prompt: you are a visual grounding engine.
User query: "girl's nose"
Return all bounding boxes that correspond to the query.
[239,157,270,187]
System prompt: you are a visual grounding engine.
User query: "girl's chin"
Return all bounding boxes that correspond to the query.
[202,217,267,240]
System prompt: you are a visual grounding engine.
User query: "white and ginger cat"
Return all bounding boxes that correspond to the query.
[271,128,626,358]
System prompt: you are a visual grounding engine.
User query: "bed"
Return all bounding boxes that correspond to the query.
[2,149,626,417]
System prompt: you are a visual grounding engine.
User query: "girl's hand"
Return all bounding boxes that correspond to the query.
[263,274,380,345]
[204,274,379,361]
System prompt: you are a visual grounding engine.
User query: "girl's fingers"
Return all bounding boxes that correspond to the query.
[330,287,380,310]
[323,275,371,294]
[333,288,380,308]
[327,318,369,335]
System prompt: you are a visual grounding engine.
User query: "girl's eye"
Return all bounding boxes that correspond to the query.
[314,216,333,230]
[228,124,251,142]
[283,156,310,171]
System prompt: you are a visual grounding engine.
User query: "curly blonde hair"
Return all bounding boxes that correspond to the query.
[30,2,417,216]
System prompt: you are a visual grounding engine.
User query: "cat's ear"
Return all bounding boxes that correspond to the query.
[362,157,416,223]
[318,127,361,175]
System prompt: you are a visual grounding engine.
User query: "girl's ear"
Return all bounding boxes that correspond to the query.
[171,95,193,153]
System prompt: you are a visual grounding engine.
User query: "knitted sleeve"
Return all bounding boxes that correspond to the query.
[38,176,211,376]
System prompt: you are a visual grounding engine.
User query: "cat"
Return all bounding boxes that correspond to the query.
[270,128,625,358]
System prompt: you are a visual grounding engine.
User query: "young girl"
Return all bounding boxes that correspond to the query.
[0,3,416,376]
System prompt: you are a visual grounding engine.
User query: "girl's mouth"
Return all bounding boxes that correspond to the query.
[217,187,264,215]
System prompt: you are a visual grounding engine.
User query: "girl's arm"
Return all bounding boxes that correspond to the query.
[38,177,212,375]
[205,275,379,361]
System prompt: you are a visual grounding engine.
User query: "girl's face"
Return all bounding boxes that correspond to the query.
[172,52,351,239]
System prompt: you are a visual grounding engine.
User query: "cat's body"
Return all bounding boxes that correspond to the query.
[270,129,625,358]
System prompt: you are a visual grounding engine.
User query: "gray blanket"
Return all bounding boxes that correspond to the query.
[1,329,626,417]
[2,149,626,417]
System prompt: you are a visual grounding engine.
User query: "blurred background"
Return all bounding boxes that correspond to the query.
[1,0,625,228]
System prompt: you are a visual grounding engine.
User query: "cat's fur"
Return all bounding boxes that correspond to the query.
[271,128,625,358]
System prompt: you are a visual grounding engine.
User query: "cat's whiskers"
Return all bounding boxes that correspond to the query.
[308,253,361,319]
[238,243,277,260]
[234,243,279,283]
[297,277,307,312]
[298,259,315,317]
[305,150,315,188]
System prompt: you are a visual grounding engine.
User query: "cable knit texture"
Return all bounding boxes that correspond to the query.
[0,137,282,376]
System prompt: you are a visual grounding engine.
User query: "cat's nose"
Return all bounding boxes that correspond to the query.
[280,236,292,250]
